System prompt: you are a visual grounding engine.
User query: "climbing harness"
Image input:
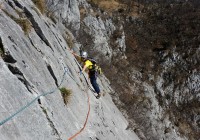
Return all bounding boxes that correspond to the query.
[0,67,68,126]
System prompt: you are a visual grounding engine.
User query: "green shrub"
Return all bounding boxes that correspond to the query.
[59,87,72,105]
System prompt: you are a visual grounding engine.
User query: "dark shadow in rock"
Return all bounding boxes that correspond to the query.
[0,37,17,63]
[23,7,54,52]
[7,64,32,93]
[47,64,58,87]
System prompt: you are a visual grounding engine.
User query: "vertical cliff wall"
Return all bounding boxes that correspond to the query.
[0,0,139,140]
[51,0,199,140]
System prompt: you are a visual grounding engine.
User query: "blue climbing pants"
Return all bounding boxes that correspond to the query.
[90,74,100,94]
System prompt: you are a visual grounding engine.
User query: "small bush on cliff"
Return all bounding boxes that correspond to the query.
[59,87,72,105]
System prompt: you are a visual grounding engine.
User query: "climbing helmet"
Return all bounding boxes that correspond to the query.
[81,51,88,59]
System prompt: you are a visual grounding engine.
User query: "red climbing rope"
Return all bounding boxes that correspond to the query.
[68,92,91,140]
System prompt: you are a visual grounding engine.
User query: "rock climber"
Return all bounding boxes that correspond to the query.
[70,50,102,99]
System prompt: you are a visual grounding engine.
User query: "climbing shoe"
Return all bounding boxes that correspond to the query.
[96,94,101,99]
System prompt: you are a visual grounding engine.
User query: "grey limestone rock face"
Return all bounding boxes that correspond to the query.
[46,0,81,30]
[0,0,139,140]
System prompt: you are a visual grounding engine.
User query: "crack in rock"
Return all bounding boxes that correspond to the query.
[7,63,32,93]
[28,37,44,55]
[0,37,17,63]
[12,0,23,9]
[40,105,61,140]
[46,64,58,87]
[23,7,54,52]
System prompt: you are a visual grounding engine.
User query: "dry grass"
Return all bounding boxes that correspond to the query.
[79,7,87,21]
[31,6,42,16]
[99,0,122,11]
[87,0,140,17]
[59,87,72,105]
[87,0,124,12]
[14,18,32,35]
[46,11,57,23]
[178,120,193,136]
[63,31,74,49]
[32,0,46,14]
[1,7,32,35]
